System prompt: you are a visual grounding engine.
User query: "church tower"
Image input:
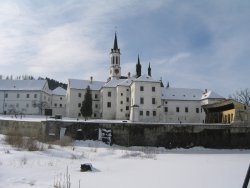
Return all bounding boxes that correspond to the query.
[109,33,121,79]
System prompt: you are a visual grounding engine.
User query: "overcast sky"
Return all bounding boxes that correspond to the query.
[0,0,249,97]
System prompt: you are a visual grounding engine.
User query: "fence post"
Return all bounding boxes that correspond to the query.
[243,164,250,188]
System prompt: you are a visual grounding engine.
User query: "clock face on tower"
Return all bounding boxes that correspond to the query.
[115,69,119,75]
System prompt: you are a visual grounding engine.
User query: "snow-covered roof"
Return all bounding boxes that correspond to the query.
[0,80,47,91]
[161,87,203,101]
[68,79,105,90]
[133,74,160,83]
[118,78,134,86]
[161,87,224,101]
[201,90,224,100]
[103,79,125,88]
[52,86,66,96]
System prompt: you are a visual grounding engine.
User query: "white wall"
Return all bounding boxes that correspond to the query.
[130,81,161,122]
[51,94,66,116]
[161,100,205,123]
[116,85,130,120]
[101,87,116,119]
[0,90,51,115]
[66,88,101,119]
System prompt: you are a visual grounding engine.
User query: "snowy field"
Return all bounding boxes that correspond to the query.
[0,134,249,188]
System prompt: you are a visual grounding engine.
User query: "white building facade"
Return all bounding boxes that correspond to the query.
[65,34,225,123]
[0,80,52,115]
[51,86,67,116]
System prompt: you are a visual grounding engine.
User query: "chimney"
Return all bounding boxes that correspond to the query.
[128,72,131,78]
[90,76,93,83]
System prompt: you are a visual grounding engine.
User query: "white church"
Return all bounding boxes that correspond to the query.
[65,34,225,123]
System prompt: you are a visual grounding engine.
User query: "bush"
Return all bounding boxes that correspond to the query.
[54,136,73,147]
[5,131,44,151]
[5,131,24,148]
[25,137,44,151]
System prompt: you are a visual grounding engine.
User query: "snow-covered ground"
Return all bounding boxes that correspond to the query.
[0,134,249,188]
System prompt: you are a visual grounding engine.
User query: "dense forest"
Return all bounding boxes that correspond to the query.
[0,74,67,90]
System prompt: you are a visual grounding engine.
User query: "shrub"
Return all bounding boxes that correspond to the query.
[54,136,73,147]
[5,131,24,148]
[25,137,44,151]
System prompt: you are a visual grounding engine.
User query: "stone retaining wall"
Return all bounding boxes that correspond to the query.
[1,119,250,149]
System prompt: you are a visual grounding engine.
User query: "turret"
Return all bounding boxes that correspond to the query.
[148,62,151,77]
[136,55,141,78]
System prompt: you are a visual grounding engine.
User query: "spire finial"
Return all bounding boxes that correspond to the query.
[136,54,141,78]
[113,32,118,50]
[167,81,170,88]
[148,62,151,76]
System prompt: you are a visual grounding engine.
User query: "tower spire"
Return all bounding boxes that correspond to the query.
[148,62,151,76]
[113,32,119,51]
[136,54,141,78]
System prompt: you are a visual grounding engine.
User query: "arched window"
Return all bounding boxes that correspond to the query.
[116,56,118,64]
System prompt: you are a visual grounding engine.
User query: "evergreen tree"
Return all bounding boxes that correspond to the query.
[80,86,93,120]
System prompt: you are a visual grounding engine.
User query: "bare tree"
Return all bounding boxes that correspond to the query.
[32,101,49,115]
[229,88,250,106]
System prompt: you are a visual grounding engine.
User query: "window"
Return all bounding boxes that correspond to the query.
[95,104,98,108]
[152,87,155,92]
[94,113,96,117]
[78,93,81,98]
[16,104,19,108]
[140,111,143,116]
[165,107,168,112]
[152,98,156,104]
[140,86,144,91]
[27,94,30,98]
[95,94,98,99]
[59,104,62,107]
[153,111,156,116]
[108,91,111,97]
[140,97,144,104]
[78,103,81,107]
[146,111,150,116]
[196,108,199,113]
[44,96,46,100]
[5,93,8,98]
[127,89,129,91]
[78,113,81,117]
[201,108,203,113]
[120,109,123,112]
[165,101,168,104]
[26,103,29,108]
[176,107,180,112]
[121,93,123,96]
[126,106,129,111]
[54,103,57,107]
[107,102,111,108]
[120,101,123,104]
[60,97,62,100]
[34,94,37,98]
[17,94,20,98]
[126,97,129,102]
[185,107,188,113]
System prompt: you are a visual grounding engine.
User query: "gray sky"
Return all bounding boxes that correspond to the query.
[0,0,249,97]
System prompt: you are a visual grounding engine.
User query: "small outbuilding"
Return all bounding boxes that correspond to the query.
[202,99,250,125]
